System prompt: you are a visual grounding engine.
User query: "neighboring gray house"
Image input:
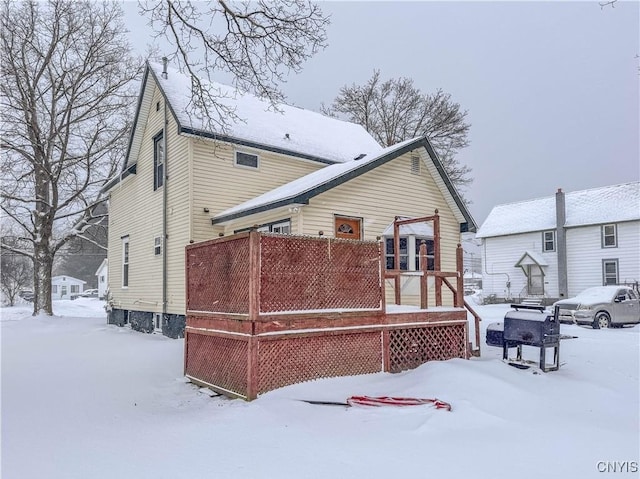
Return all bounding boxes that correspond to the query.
[476,182,639,302]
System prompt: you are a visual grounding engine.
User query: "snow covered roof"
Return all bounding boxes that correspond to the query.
[51,276,86,284]
[515,251,548,268]
[146,62,382,164]
[476,182,640,238]
[212,137,476,231]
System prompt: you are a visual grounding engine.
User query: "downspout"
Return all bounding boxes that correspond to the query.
[556,188,568,299]
[162,57,168,328]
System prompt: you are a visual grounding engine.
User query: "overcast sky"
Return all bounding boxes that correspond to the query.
[122,1,639,227]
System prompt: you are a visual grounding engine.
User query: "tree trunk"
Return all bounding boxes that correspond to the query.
[33,244,54,316]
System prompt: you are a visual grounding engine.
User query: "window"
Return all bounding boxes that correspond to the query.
[154,132,164,190]
[601,224,617,248]
[122,237,130,288]
[254,219,291,234]
[542,230,555,252]
[100,275,105,283]
[385,237,434,271]
[61,286,67,296]
[235,151,259,169]
[70,285,79,294]
[602,259,618,285]
[154,236,162,256]
[334,216,362,240]
[52,285,58,294]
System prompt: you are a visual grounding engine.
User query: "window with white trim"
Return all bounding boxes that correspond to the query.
[154,236,162,256]
[542,230,555,252]
[71,285,79,294]
[235,151,259,169]
[601,224,617,248]
[256,220,291,234]
[122,237,130,288]
[52,285,58,294]
[153,132,164,190]
[385,236,434,271]
[602,259,618,285]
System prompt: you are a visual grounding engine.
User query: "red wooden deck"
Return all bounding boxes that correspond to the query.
[184,229,470,400]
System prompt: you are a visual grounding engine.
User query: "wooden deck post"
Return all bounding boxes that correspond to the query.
[247,337,258,400]
[379,240,387,312]
[248,229,260,321]
[247,229,260,399]
[419,240,428,309]
[393,218,401,305]
[433,210,442,306]
[456,243,464,308]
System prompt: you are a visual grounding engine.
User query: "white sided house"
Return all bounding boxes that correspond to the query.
[476,183,640,303]
[95,259,108,300]
[51,276,85,300]
[103,61,476,338]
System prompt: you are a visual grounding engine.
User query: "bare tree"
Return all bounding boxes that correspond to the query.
[0,238,32,306]
[324,71,472,190]
[0,0,140,315]
[138,0,329,130]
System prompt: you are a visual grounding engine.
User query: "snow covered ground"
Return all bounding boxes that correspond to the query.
[1,298,638,479]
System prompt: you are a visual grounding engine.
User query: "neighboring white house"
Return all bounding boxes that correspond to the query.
[51,276,86,300]
[95,259,108,300]
[476,182,640,302]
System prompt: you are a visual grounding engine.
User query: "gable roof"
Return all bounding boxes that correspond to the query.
[476,182,640,238]
[515,251,548,268]
[128,62,381,169]
[212,136,477,232]
[51,276,86,284]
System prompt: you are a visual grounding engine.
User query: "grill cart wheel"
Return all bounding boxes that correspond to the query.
[593,311,611,330]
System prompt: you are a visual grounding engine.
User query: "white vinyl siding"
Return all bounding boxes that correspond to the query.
[566,221,639,296]
[481,232,559,300]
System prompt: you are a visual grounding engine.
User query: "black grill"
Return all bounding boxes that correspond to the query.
[487,304,561,372]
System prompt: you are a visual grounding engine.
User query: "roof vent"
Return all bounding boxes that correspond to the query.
[161,57,168,79]
[354,153,366,161]
[284,133,290,140]
[411,156,420,174]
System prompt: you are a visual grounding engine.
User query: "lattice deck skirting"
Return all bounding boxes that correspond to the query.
[184,317,468,399]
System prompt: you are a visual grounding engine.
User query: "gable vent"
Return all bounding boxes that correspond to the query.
[411,156,421,175]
